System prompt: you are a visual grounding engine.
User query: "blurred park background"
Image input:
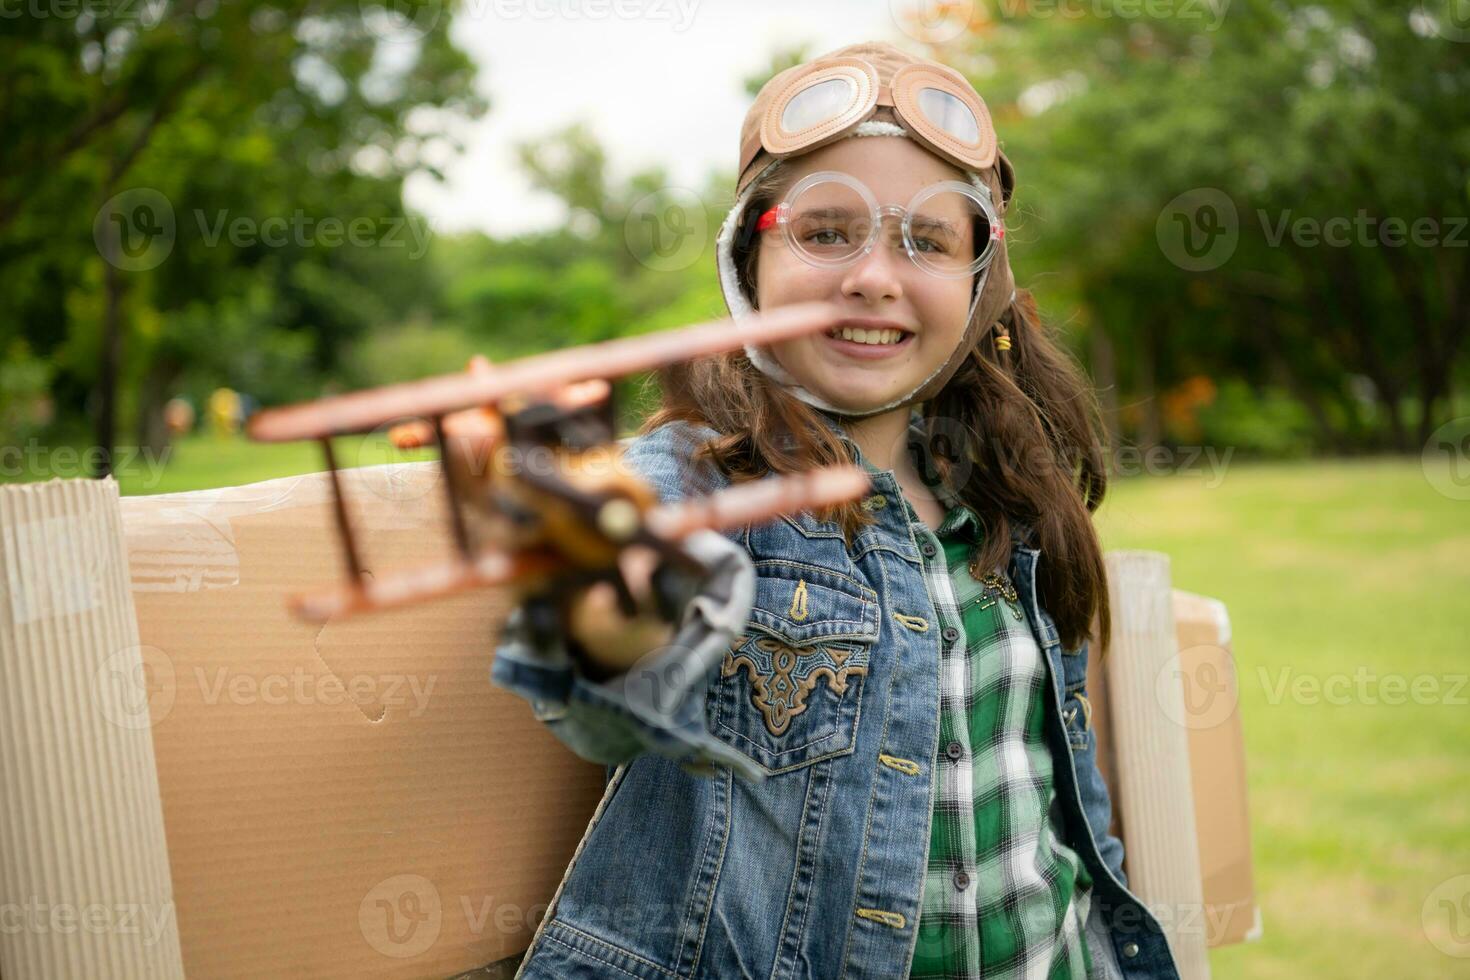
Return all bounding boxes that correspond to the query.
[2,0,1468,977]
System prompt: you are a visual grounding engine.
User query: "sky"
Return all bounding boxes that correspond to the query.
[403,0,930,237]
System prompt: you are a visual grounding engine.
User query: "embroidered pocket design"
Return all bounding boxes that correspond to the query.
[722,636,868,737]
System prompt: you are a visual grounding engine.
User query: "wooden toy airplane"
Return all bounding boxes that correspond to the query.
[245,302,871,674]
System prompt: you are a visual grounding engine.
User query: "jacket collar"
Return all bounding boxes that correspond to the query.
[808,406,1038,551]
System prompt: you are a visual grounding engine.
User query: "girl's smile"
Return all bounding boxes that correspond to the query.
[822,316,918,359]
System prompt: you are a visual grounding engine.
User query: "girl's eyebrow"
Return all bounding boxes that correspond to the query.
[794,206,962,232]
[910,216,962,237]
[792,205,865,221]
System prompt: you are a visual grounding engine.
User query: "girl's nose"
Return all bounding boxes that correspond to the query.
[839,236,906,307]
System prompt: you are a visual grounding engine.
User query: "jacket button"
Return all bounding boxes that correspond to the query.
[1121,941,1140,958]
[920,540,937,557]
[942,626,959,644]
[952,869,970,890]
[863,494,887,510]
[945,741,963,761]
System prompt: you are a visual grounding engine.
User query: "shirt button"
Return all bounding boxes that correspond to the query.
[952,869,970,890]
[945,740,963,761]
[863,493,887,510]
[1121,941,1140,958]
[942,626,959,643]
[920,540,937,557]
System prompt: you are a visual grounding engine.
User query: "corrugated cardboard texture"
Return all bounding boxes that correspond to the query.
[33,459,1259,976]
[1100,552,1212,979]
[119,463,605,979]
[1089,576,1259,951]
[0,478,186,980]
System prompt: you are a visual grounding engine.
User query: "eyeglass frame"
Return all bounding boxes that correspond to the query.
[751,170,1004,280]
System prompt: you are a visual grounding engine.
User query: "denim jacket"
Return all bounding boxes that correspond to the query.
[491,417,1183,980]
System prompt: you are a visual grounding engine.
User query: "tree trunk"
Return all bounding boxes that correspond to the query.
[94,235,122,478]
[135,357,180,464]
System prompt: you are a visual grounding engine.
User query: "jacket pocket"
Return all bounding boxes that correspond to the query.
[708,558,879,774]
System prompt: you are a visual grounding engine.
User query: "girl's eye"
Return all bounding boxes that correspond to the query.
[807,228,848,246]
[913,236,947,254]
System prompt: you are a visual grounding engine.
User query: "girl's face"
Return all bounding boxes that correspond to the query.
[754,136,975,415]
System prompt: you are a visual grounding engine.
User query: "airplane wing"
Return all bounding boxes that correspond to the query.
[247,302,844,443]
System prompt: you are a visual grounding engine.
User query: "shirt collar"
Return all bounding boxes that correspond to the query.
[811,406,985,542]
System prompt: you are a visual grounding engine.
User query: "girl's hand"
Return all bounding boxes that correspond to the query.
[563,545,675,678]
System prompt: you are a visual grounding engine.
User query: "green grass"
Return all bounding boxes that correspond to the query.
[1095,458,1470,980]
[1,434,438,495]
[8,438,1467,976]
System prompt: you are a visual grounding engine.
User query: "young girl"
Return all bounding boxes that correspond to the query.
[491,41,1183,980]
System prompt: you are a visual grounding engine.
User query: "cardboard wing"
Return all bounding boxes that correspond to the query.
[2,467,1257,980]
[118,462,605,979]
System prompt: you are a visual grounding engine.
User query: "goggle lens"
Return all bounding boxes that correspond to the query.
[780,76,861,133]
[915,86,981,144]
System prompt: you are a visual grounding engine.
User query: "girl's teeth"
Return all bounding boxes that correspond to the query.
[831,327,904,345]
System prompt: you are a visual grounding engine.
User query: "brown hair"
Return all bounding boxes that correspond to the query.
[642,161,1113,659]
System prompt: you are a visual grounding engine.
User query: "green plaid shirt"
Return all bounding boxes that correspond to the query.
[895,451,1094,979]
